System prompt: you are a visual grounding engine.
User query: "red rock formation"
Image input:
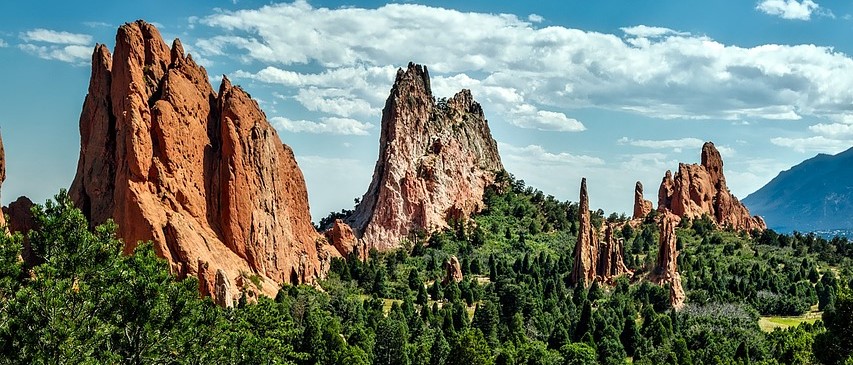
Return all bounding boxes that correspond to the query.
[324,219,367,260]
[214,269,234,308]
[652,213,686,310]
[658,170,674,210]
[70,21,335,301]
[443,256,463,284]
[4,196,38,267]
[348,63,503,250]
[598,224,631,282]
[633,181,653,220]
[571,178,598,286]
[657,142,765,231]
[0,131,5,229]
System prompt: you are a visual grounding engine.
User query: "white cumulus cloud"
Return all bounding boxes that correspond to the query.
[271,116,373,136]
[618,137,705,151]
[770,135,853,153]
[194,1,853,125]
[756,0,825,20]
[20,29,92,45]
[18,28,93,64]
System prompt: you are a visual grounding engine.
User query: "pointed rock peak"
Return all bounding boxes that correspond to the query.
[393,62,432,97]
[348,61,502,251]
[701,141,723,172]
[170,38,185,64]
[92,44,112,69]
[219,75,232,93]
[656,142,764,231]
[580,177,589,210]
[633,180,653,220]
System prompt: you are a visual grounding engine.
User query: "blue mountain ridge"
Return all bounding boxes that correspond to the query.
[743,146,853,233]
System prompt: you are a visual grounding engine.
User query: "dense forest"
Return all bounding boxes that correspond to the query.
[1,173,852,364]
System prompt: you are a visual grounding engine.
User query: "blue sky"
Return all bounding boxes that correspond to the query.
[2,0,853,223]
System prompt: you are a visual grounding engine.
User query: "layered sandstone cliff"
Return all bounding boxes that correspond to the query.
[657,142,765,231]
[70,21,334,301]
[652,213,686,309]
[347,62,503,250]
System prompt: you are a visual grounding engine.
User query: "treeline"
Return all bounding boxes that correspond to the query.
[0,180,852,364]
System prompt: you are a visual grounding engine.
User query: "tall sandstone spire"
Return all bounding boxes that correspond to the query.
[346,62,503,250]
[632,181,653,220]
[657,142,765,231]
[571,178,598,286]
[652,213,686,309]
[70,21,335,302]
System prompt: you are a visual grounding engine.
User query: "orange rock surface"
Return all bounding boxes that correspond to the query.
[443,256,463,284]
[70,21,335,302]
[632,181,653,219]
[571,178,598,286]
[652,213,686,310]
[657,142,765,231]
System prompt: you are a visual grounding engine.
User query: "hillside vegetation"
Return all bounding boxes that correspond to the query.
[1,178,852,364]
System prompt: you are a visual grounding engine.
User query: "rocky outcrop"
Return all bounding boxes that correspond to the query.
[443,256,463,284]
[658,170,674,210]
[657,142,765,231]
[70,21,335,302]
[324,219,367,260]
[4,196,38,267]
[571,178,598,286]
[0,131,5,229]
[347,63,503,250]
[652,213,686,310]
[572,178,631,286]
[214,269,234,308]
[633,181,653,219]
[598,224,631,282]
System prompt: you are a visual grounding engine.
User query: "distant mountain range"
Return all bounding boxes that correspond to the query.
[743,147,853,233]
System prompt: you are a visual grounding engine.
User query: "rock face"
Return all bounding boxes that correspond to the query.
[70,21,334,302]
[657,142,765,231]
[443,256,463,284]
[572,178,631,286]
[598,224,631,282]
[633,181,653,220]
[324,219,367,260]
[571,178,598,286]
[4,196,38,267]
[347,63,503,250]
[214,269,234,308]
[0,131,5,229]
[652,213,686,310]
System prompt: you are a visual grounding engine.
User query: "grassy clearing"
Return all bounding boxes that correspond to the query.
[758,309,821,332]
